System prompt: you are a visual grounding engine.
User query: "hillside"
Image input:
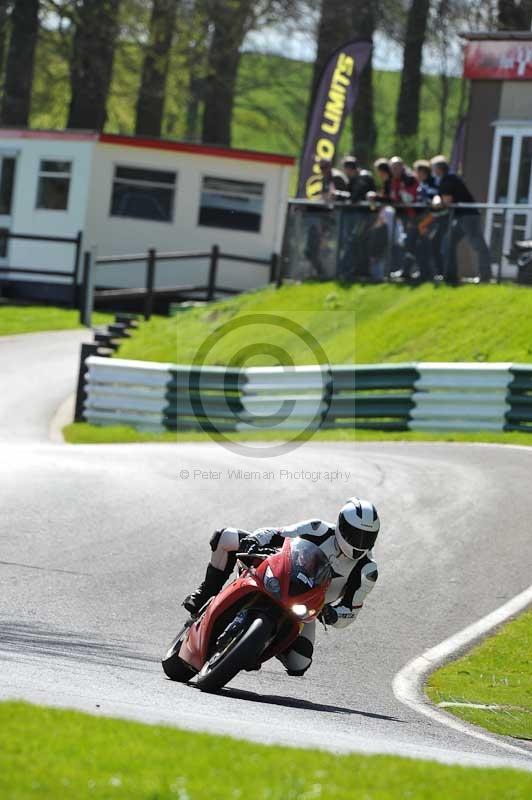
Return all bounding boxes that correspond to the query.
[115,283,532,366]
[30,42,462,164]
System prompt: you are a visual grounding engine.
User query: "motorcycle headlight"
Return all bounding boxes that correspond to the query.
[264,566,281,596]
[291,604,308,618]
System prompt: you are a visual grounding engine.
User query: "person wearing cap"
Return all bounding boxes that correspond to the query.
[373,158,392,200]
[388,156,419,279]
[414,159,443,281]
[388,156,419,205]
[337,156,377,280]
[342,156,376,204]
[319,158,348,201]
[431,155,492,283]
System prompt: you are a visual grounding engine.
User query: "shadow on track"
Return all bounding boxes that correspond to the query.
[215,686,405,723]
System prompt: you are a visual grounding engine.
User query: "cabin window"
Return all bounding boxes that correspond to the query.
[0,157,16,215]
[198,176,264,232]
[36,160,71,211]
[110,165,176,222]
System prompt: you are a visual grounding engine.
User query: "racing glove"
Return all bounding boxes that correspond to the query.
[319,603,339,626]
[239,536,262,555]
[239,536,279,558]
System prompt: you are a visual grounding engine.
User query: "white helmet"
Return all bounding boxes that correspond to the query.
[335,497,380,559]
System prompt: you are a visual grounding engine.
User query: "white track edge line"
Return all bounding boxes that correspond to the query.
[392,584,532,760]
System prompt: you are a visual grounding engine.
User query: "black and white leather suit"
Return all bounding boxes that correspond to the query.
[208,519,378,676]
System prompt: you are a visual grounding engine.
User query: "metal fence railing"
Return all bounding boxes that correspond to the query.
[79,245,280,325]
[280,201,532,286]
[0,230,83,306]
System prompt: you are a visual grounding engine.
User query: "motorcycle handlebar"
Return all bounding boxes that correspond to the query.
[236,551,272,564]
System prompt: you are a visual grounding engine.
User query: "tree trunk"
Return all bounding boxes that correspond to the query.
[67,0,121,131]
[135,0,178,137]
[1,0,39,126]
[185,74,205,141]
[184,11,209,142]
[201,0,254,147]
[0,1,10,86]
[305,1,353,138]
[498,0,532,29]
[396,0,430,140]
[311,0,354,93]
[437,71,449,153]
[351,3,376,167]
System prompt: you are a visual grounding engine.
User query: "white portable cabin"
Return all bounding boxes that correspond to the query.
[0,128,295,304]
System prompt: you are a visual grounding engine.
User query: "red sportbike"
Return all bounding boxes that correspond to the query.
[162,537,332,692]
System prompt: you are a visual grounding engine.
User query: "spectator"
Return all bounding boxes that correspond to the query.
[414,159,443,281]
[319,158,347,201]
[388,156,419,205]
[342,156,376,203]
[414,159,438,203]
[304,215,336,280]
[373,158,391,200]
[366,196,395,282]
[337,156,376,280]
[388,156,419,279]
[431,155,493,283]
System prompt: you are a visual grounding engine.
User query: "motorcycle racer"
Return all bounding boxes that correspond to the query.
[182,497,379,676]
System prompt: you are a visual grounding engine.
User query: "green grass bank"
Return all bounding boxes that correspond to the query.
[0,303,110,337]
[63,424,532,447]
[115,283,532,366]
[1,702,531,800]
[427,609,532,740]
[64,283,532,444]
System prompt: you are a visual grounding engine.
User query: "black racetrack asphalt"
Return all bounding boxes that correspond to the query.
[0,330,531,770]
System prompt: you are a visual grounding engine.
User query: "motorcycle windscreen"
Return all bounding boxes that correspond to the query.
[288,538,331,596]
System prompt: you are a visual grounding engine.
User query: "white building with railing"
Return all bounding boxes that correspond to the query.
[0,128,294,304]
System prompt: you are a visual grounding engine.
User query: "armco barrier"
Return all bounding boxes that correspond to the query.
[411,363,513,432]
[81,358,532,434]
[507,364,532,432]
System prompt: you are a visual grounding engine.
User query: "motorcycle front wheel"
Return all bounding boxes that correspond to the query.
[196,613,273,693]
[162,624,196,683]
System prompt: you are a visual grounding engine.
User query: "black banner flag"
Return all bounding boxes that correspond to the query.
[297,39,372,199]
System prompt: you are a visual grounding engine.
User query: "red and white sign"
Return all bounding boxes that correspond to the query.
[464,40,532,80]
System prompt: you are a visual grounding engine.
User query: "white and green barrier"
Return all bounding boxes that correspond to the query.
[82,357,532,434]
[410,363,532,432]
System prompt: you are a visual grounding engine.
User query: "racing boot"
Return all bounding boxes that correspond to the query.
[182,564,227,616]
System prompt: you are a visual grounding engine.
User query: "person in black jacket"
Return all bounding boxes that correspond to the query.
[342,156,376,203]
[414,159,444,281]
[319,158,348,201]
[431,155,492,283]
[337,156,377,279]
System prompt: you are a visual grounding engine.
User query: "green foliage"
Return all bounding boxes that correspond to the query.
[1,701,532,799]
[64,281,532,445]
[0,303,110,336]
[63,422,532,445]
[29,27,463,163]
[427,609,532,740]
[113,282,532,366]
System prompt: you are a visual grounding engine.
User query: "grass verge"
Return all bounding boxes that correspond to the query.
[115,283,532,366]
[0,303,110,337]
[1,701,531,800]
[65,283,532,446]
[62,423,532,446]
[426,609,532,740]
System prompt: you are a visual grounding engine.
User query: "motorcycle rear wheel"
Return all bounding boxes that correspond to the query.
[196,614,273,693]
